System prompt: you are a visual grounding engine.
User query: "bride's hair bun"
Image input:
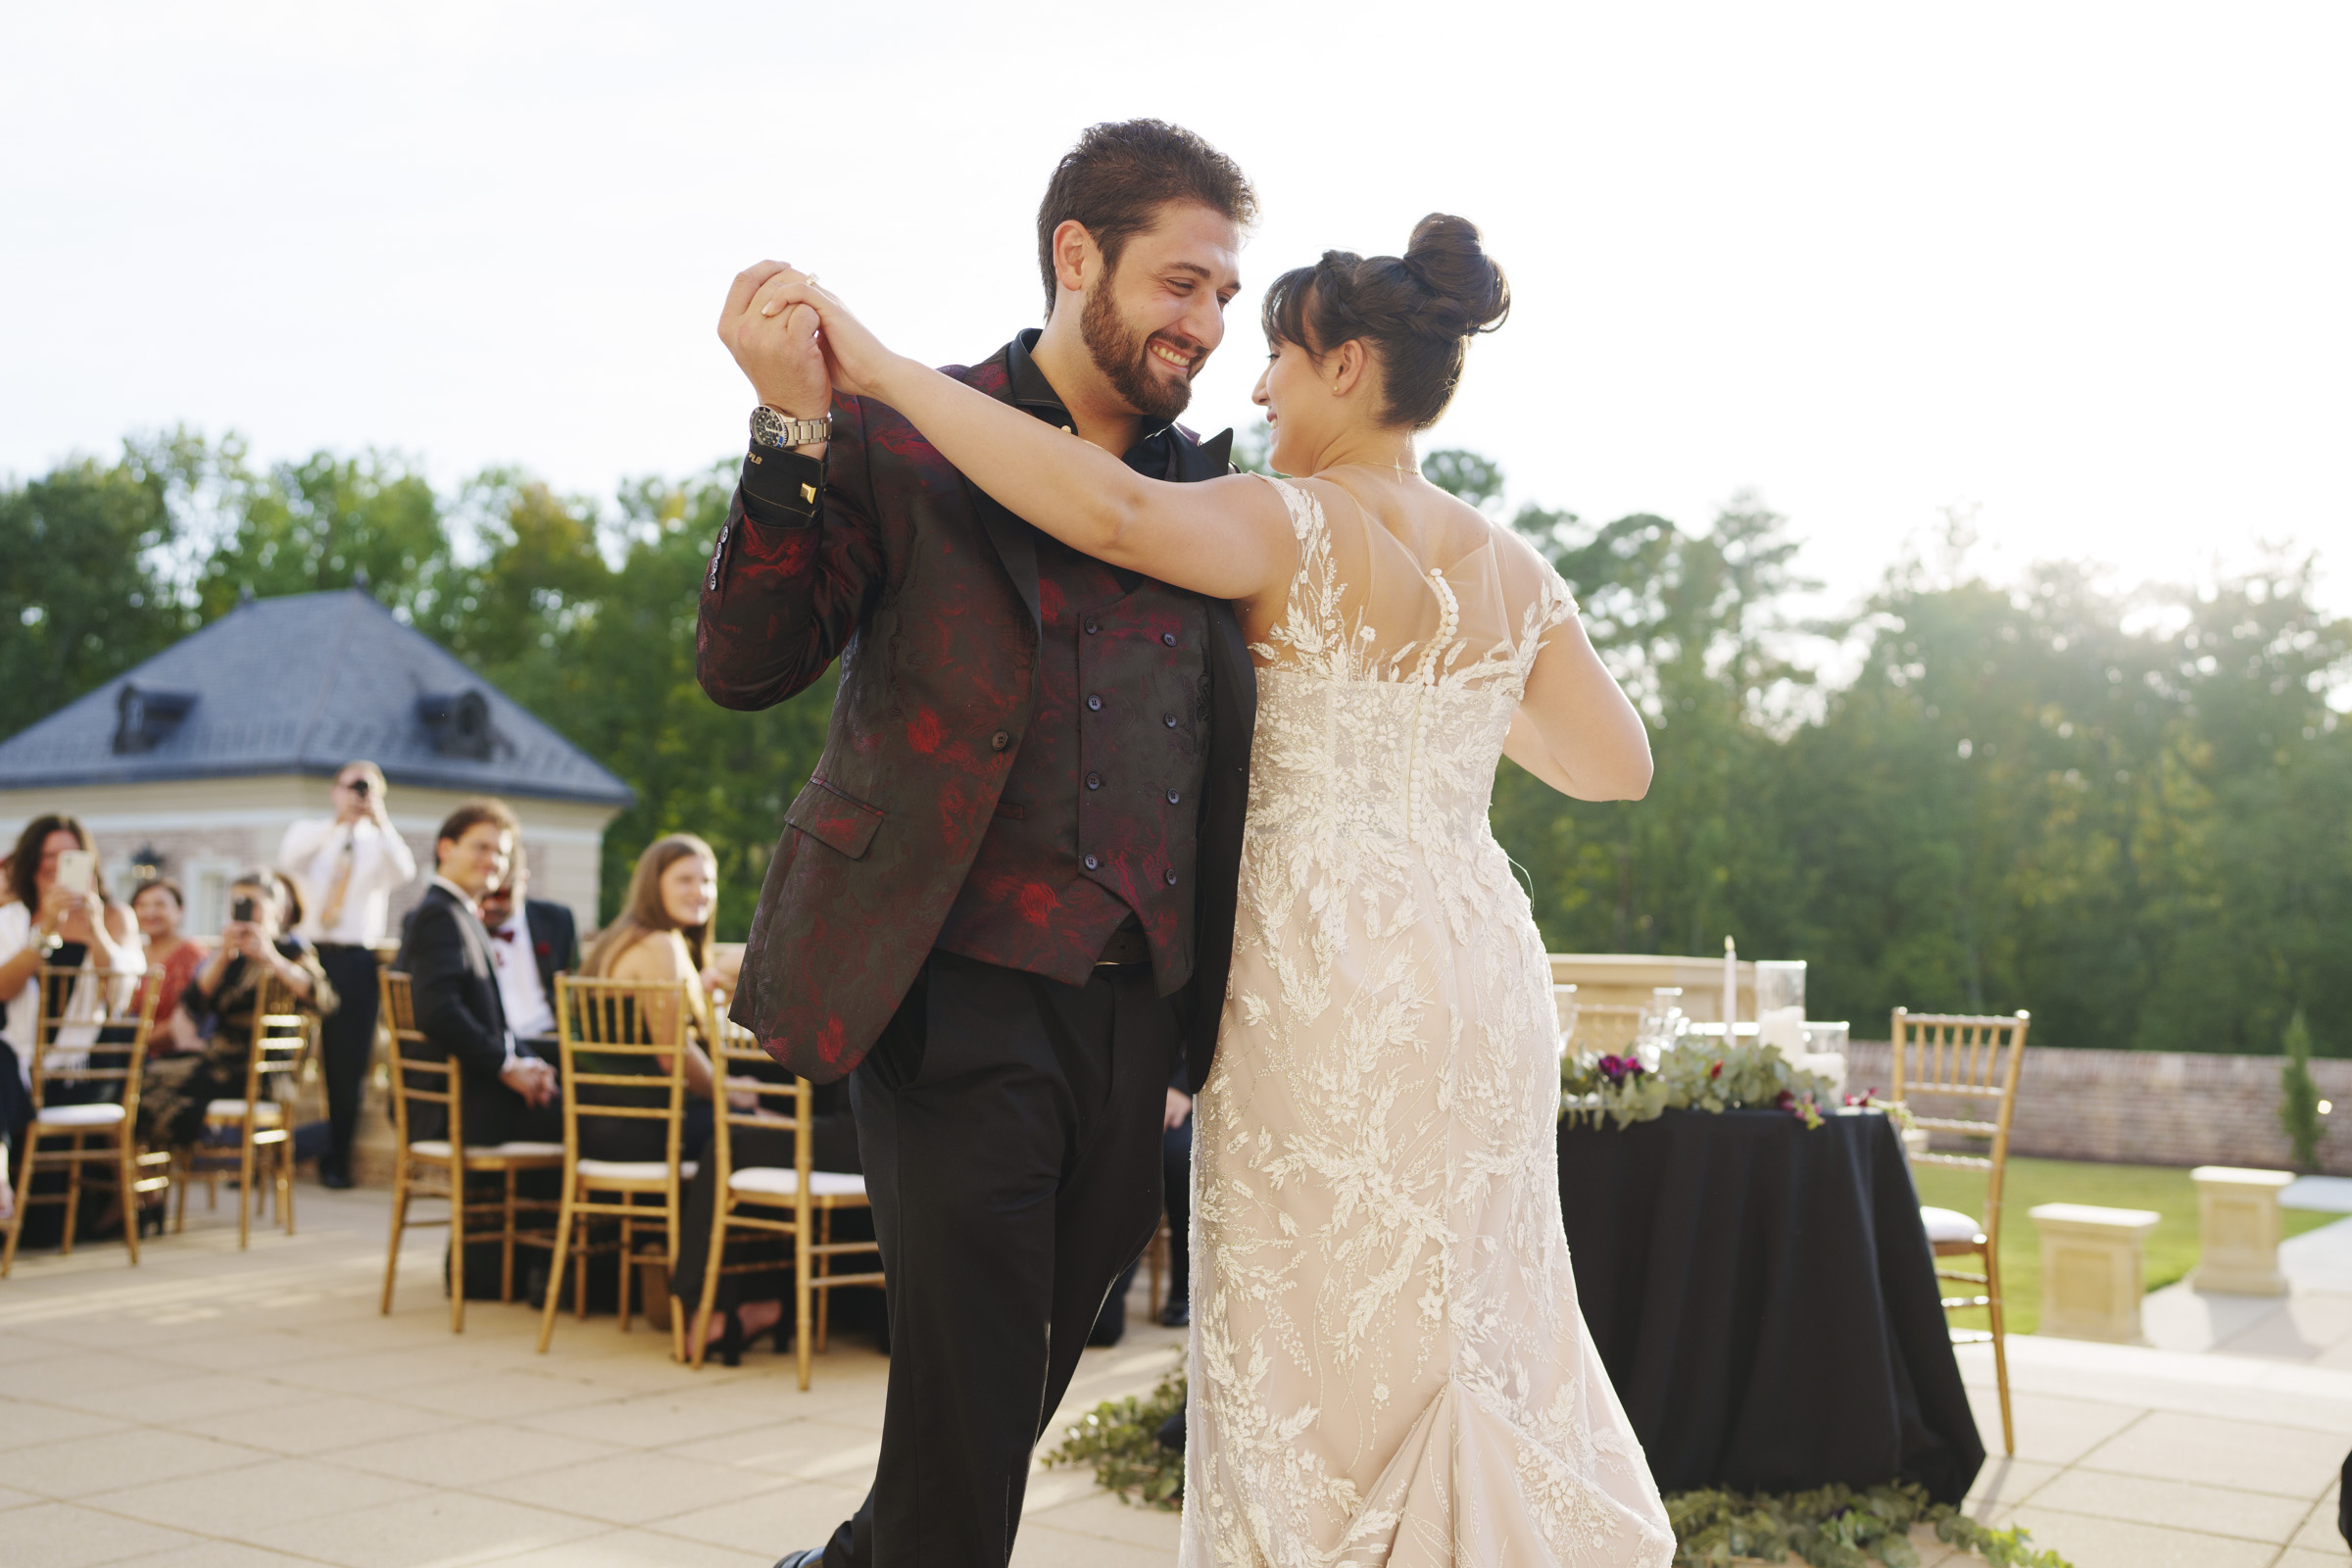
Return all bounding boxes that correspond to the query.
[1401,214,1510,340]
[1259,212,1510,430]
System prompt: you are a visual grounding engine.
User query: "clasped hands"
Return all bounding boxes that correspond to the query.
[502,1054,559,1108]
[716,261,901,416]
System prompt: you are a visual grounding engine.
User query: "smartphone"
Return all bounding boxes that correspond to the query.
[230,894,257,923]
[54,849,95,895]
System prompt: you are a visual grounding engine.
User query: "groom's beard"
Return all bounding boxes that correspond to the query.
[1082,277,1197,424]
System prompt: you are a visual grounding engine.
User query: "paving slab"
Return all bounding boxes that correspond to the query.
[20,1182,2352,1565]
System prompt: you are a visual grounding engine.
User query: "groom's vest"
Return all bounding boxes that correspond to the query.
[930,532,1211,989]
[698,329,1253,1087]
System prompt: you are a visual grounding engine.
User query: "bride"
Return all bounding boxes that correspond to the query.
[743,216,1673,1567]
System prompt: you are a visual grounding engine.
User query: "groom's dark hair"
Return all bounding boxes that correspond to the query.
[1036,120,1257,315]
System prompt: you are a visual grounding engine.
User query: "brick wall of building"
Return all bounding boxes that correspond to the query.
[1844,1040,2348,1174]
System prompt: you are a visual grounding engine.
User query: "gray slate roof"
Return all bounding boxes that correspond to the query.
[0,589,634,807]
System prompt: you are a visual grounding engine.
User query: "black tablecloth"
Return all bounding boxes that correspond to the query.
[1558,1106,1984,1503]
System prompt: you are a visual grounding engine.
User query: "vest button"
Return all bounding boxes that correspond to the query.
[990,731,1010,751]
[1163,712,1178,728]
[1087,695,1102,712]
[1083,854,1100,871]
[1163,868,1178,886]
[1084,617,1100,634]
[1086,772,1102,790]
[1161,632,1177,646]
[1166,789,1180,805]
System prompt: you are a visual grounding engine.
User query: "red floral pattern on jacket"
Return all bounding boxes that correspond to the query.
[696,343,1254,1085]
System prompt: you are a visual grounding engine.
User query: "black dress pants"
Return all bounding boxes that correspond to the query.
[314,944,381,1179]
[1163,1109,1194,1305]
[821,950,1178,1568]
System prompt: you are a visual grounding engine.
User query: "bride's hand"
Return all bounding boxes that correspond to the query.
[747,270,902,401]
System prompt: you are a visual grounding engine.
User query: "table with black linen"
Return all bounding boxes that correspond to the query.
[1557,1105,1984,1503]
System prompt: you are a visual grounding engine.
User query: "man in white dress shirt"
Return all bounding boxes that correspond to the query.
[475,846,577,1054]
[277,760,418,1188]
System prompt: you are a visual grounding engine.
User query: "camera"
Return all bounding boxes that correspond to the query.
[231,895,256,923]
[350,776,370,796]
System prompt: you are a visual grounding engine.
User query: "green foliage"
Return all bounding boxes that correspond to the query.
[1039,1362,1187,1509]
[1562,1041,1837,1130]
[0,443,197,740]
[1667,1482,2070,1567]
[2282,1009,2324,1170]
[1043,1371,2070,1565]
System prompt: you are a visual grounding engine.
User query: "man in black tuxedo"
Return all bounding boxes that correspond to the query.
[394,799,560,1148]
[476,847,577,1058]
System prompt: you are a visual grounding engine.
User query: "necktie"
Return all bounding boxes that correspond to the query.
[318,827,357,932]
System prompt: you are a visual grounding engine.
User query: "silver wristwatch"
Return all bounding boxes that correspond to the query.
[751,406,831,450]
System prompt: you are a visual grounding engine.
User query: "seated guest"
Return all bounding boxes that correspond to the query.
[140,870,336,1151]
[395,800,559,1147]
[129,879,210,1057]
[570,834,730,1164]
[476,845,577,1060]
[584,835,801,1360]
[1,815,145,1128]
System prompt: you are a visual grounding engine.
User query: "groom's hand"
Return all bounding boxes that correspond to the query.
[720,261,831,430]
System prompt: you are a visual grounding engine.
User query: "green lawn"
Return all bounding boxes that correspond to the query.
[1907,1154,2339,1336]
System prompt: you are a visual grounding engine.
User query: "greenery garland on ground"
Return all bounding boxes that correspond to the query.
[1043,1370,2071,1567]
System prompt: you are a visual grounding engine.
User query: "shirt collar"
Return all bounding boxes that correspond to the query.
[429,874,477,913]
[1004,328,1175,453]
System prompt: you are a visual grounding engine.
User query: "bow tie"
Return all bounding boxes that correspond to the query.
[490,925,518,943]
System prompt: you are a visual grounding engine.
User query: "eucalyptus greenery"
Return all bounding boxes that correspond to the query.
[1561,1039,1839,1130]
[1044,1373,2071,1567]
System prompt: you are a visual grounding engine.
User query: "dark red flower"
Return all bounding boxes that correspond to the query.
[1710,1060,1723,1080]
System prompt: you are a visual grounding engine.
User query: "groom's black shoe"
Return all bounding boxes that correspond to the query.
[1158,1298,1190,1328]
[773,1551,824,1568]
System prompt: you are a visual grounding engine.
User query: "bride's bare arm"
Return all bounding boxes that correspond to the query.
[746,272,1297,603]
[1502,612,1653,802]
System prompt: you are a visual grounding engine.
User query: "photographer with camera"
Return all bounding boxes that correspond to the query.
[139,869,336,1152]
[277,761,416,1189]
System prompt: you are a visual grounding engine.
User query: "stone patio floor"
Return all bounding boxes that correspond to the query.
[0,1183,2344,1567]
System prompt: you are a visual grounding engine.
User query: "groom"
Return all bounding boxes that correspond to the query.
[699,121,1257,1568]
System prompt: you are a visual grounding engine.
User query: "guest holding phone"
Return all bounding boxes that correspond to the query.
[0,816,143,1120]
[278,760,417,1189]
[139,870,336,1152]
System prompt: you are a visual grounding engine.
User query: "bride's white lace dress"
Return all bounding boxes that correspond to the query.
[1181,476,1674,1567]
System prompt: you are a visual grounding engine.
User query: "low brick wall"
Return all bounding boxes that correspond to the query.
[1844,1041,2349,1174]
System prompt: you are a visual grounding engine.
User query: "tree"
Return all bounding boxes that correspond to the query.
[2282,1010,2323,1170]
[0,443,195,740]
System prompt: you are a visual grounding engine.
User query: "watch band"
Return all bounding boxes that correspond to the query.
[751,406,831,450]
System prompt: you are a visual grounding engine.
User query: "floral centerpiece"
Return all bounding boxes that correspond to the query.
[1562,1037,1839,1130]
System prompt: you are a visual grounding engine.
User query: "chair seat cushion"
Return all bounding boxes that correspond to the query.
[729,1166,867,1200]
[575,1158,698,1183]
[409,1140,565,1161]
[36,1102,126,1128]
[1921,1205,1984,1244]
[205,1099,284,1124]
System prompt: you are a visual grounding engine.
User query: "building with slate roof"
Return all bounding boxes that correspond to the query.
[0,588,633,937]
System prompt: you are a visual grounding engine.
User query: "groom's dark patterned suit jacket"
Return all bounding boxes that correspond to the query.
[697,329,1255,1089]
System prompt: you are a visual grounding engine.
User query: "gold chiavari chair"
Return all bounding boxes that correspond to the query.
[1889,1006,2031,1457]
[2,967,169,1275]
[538,975,695,1358]
[694,1006,883,1387]
[174,978,312,1249]
[378,971,563,1331]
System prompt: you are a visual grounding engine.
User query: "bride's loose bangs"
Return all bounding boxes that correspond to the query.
[1259,214,1510,430]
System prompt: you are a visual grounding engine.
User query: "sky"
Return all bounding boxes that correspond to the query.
[5,2,2347,620]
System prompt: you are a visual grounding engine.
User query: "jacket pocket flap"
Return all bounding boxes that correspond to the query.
[785,777,885,860]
